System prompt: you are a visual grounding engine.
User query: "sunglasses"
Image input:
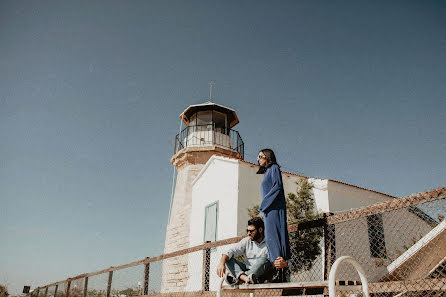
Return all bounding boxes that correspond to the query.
[246,229,256,233]
[257,154,266,160]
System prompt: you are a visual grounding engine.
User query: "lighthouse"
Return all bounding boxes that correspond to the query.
[161,101,244,292]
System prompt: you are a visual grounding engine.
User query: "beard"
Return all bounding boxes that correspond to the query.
[252,230,262,241]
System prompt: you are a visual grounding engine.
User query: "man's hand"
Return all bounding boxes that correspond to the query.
[216,254,229,277]
[216,262,226,277]
[273,257,288,268]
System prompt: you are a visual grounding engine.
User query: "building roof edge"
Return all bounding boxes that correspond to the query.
[238,160,396,199]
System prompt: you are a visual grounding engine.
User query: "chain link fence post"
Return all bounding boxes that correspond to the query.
[143,259,150,295]
[324,212,336,281]
[106,271,113,297]
[82,277,88,297]
[66,280,71,297]
[202,241,211,291]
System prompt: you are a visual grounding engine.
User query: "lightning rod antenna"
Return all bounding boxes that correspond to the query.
[209,81,215,102]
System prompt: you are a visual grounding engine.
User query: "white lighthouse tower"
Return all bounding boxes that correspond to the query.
[161,101,244,292]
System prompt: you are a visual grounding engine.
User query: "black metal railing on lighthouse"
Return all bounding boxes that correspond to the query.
[174,124,244,159]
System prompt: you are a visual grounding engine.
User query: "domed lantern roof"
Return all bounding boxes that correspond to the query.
[179,101,239,128]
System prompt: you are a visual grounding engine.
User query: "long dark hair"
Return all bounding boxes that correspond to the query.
[256,148,280,174]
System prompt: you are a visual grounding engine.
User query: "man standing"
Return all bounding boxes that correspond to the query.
[216,217,274,284]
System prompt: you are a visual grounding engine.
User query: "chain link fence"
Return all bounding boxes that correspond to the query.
[324,187,446,297]
[32,187,445,297]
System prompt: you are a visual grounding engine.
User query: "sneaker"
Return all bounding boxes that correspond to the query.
[271,268,283,283]
[271,267,290,283]
[246,274,259,284]
[225,272,237,286]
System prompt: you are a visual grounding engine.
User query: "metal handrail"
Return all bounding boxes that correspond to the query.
[328,256,370,297]
[174,124,244,159]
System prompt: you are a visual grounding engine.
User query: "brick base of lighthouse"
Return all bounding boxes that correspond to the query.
[161,165,200,292]
[161,148,241,293]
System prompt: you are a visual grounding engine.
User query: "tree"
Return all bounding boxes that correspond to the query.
[69,284,83,297]
[85,289,106,297]
[286,178,320,224]
[247,178,323,273]
[286,179,323,273]
[115,287,140,296]
[247,205,261,219]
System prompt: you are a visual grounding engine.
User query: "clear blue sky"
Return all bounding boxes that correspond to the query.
[1,0,445,294]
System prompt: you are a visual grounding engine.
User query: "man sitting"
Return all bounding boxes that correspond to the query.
[216,217,273,284]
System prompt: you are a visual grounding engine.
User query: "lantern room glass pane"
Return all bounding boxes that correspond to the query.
[190,114,197,126]
[196,111,212,126]
[213,111,227,134]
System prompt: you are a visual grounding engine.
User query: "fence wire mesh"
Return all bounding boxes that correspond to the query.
[36,288,45,297]
[109,266,143,297]
[58,282,67,297]
[331,199,445,283]
[68,278,84,297]
[46,286,56,297]
[33,187,445,297]
[324,193,446,297]
[86,272,108,297]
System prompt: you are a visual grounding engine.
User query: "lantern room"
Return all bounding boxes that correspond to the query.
[173,102,244,159]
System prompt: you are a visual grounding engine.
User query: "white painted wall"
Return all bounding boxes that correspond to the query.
[237,162,263,235]
[187,156,239,291]
[308,178,329,213]
[327,181,393,212]
[189,156,240,245]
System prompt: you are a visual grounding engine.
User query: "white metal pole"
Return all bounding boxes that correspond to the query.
[328,256,370,297]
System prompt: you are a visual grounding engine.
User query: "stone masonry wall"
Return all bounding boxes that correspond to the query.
[161,165,203,292]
